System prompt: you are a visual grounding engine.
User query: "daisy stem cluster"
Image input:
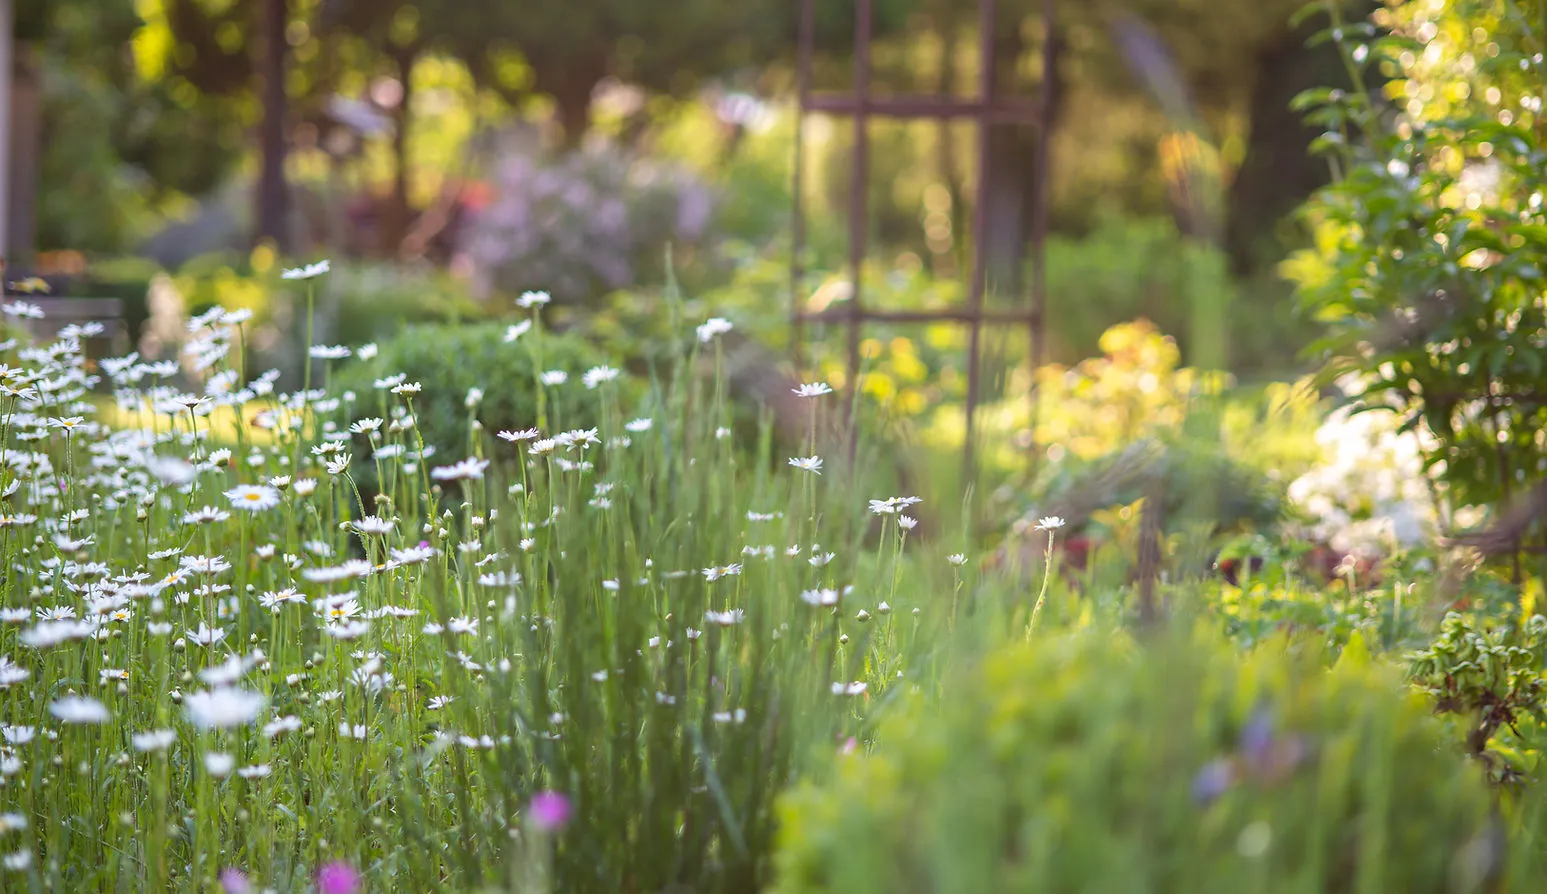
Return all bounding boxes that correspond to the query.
[0,275,989,892]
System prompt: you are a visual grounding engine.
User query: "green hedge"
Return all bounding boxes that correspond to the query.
[331,322,612,461]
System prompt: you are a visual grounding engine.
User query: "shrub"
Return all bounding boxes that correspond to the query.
[460,140,718,306]
[1410,611,1547,782]
[1286,2,1547,517]
[330,322,611,460]
[774,625,1544,893]
[323,263,486,348]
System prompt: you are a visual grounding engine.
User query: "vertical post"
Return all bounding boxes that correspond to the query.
[1027,0,1055,476]
[846,0,873,460]
[963,0,997,485]
[0,0,12,262]
[257,0,289,251]
[792,0,815,369]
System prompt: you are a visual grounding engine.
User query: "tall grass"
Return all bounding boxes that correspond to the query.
[0,275,1012,892]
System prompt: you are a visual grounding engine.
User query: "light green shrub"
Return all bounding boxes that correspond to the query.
[774,625,1545,894]
[331,322,611,459]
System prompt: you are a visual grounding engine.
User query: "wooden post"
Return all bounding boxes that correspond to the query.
[0,0,13,261]
[7,42,37,262]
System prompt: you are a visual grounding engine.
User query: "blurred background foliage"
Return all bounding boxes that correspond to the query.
[11,0,1354,380]
[17,0,1538,579]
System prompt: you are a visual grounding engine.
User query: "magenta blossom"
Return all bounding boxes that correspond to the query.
[316,861,361,894]
[219,868,251,894]
[529,790,573,832]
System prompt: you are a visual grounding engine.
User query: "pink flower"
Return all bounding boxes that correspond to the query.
[219,868,251,894]
[316,861,360,894]
[840,737,858,756]
[529,790,573,832]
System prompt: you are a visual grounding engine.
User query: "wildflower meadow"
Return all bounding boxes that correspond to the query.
[16,0,1547,891]
[0,267,1030,892]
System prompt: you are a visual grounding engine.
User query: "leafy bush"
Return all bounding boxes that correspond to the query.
[1286,1,1547,517]
[1411,611,1547,782]
[775,625,1545,893]
[1041,216,1313,375]
[324,263,487,348]
[331,322,610,459]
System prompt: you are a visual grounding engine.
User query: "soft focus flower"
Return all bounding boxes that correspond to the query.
[49,696,109,724]
[788,456,823,475]
[792,382,833,398]
[132,729,177,752]
[704,609,745,626]
[431,458,490,481]
[219,867,251,894]
[504,320,532,343]
[1035,516,1065,531]
[800,588,840,606]
[203,751,236,778]
[281,260,331,280]
[185,688,266,730]
[697,317,733,343]
[528,791,573,832]
[316,860,361,894]
[225,485,281,513]
[582,365,620,389]
[516,290,551,309]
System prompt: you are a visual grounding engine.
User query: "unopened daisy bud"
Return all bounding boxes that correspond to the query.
[838,633,850,644]
[877,601,892,615]
[855,609,871,622]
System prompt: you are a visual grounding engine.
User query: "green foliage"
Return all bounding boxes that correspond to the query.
[323,263,486,347]
[774,624,1543,893]
[1043,217,1313,374]
[29,0,244,252]
[1410,611,1547,778]
[330,322,608,458]
[1286,1,1547,516]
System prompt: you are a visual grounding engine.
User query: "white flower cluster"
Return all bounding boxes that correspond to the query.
[1287,402,1441,557]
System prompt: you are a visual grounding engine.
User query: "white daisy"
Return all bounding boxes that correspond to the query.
[225,485,281,512]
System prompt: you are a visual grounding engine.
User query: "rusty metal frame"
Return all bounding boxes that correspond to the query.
[791,0,1057,482]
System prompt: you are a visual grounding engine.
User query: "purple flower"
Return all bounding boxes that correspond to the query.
[1239,705,1275,771]
[529,790,573,832]
[219,868,251,894]
[316,861,360,894]
[1191,758,1235,805]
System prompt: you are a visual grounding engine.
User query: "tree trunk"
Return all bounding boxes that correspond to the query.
[981,13,1062,298]
[256,0,288,251]
[1223,19,1340,275]
[6,40,40,263]
[547,63,602,150]
[554,88,592,150]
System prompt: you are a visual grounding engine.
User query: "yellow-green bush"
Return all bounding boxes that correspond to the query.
[774,626,1546,894]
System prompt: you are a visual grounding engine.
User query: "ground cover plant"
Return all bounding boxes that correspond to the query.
[773,620,1547,894]
[0,269,974,892]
